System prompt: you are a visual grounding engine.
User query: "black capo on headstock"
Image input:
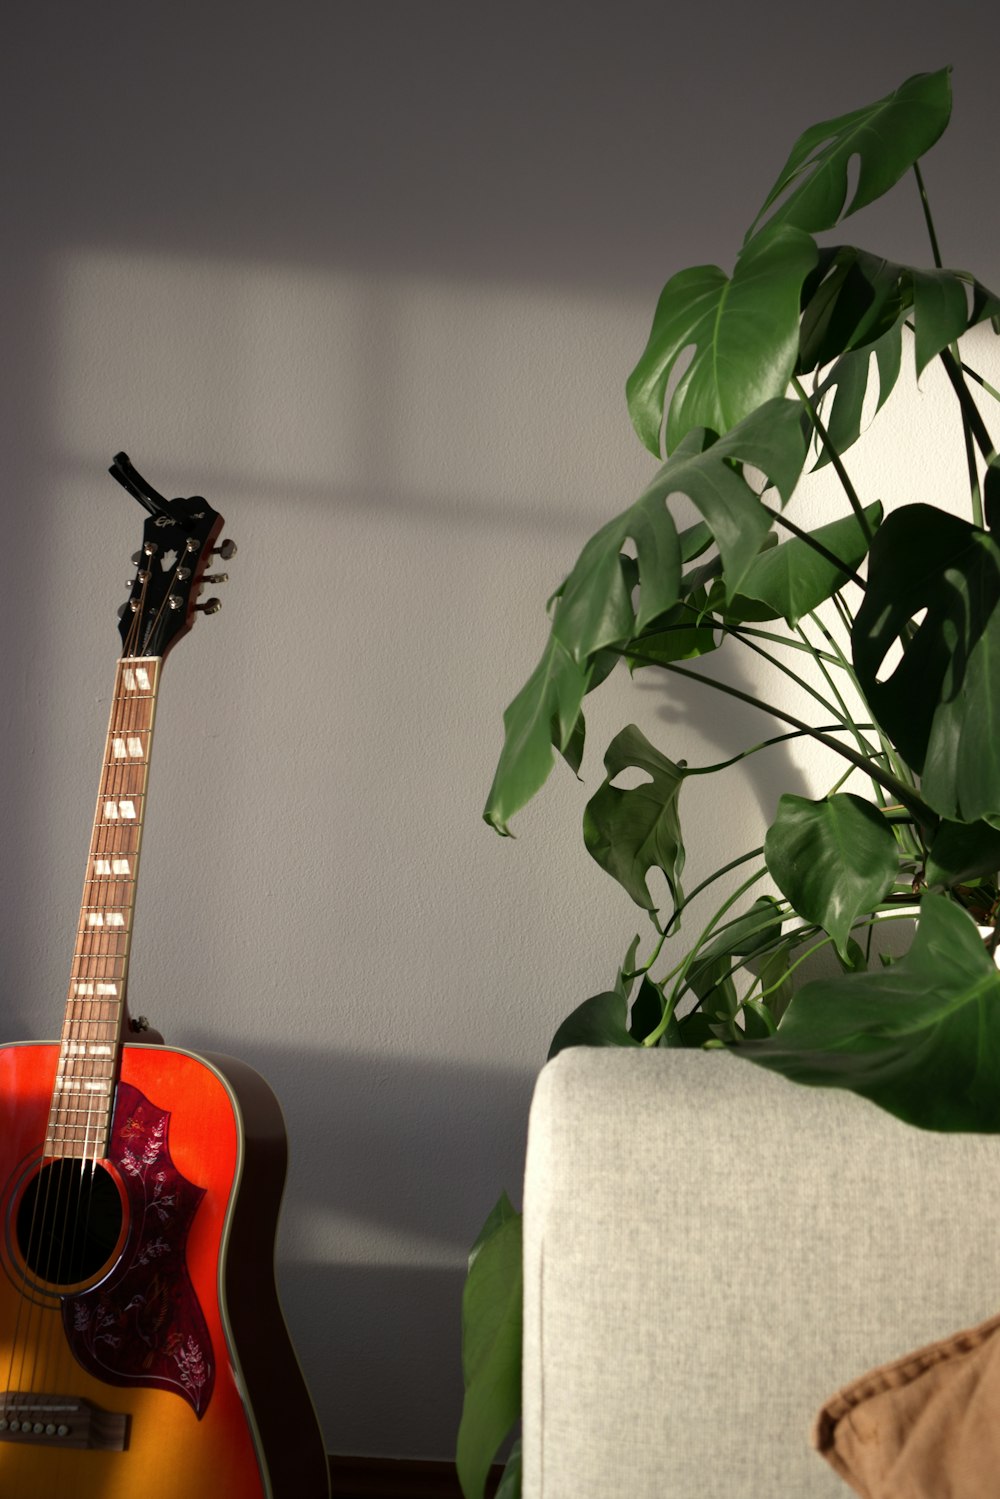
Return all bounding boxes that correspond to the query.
[108,452,174,520]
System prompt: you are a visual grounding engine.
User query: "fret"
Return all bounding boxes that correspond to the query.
[73,932,132,950]
[45,655,162,1161]
[80,889,137,914]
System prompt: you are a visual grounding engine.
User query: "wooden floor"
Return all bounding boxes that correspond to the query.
[329,1455,502,1497]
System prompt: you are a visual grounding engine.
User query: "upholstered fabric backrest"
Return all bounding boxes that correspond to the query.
[522,1048,1000,1498]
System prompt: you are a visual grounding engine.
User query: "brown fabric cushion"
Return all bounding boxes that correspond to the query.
[814,1313,1000,1497]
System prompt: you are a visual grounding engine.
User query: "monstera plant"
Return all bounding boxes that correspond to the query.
[457,67,1000,1499]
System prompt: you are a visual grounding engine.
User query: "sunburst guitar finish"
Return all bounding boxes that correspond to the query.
[0,1041,328,1499]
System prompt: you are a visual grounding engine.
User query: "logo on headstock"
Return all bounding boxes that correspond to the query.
[154,515,179,529]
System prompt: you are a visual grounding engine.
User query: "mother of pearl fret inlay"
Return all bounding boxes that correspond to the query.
[45,655,162,1161]
[103,799,137,820]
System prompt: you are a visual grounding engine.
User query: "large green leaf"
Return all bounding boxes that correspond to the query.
[764,793,899,959]
[810,312,907,467]
[741,895,1000,1131]
[556,400,807,658]
[799,256,1000,491]
[799,248,908,374]
[495,1441,522,1499]
[629,974,668,1041]
[548,989,639,1059]
[627,597,720,665]
[483,633,590,836]
[484,402,807,834]
[457,1197,523,1499]
[583,725,687,921]
[853,504,1000,825]
[925,818,1000,890]
[748,68,952,240]
[719,501,882,626]
[804,256,1000,463]
[627,225,817,456]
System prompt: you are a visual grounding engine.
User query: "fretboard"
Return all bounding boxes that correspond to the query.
[45,657,162,1159]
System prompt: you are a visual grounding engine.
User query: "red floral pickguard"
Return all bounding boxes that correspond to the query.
[62,1082,215,1416]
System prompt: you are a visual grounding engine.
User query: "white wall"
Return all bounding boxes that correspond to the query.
[1,1,998,1460]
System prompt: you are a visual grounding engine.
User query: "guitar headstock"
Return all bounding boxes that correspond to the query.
[111,453,235,660]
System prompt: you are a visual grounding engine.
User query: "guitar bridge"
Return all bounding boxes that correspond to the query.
[0,1393,129,1450]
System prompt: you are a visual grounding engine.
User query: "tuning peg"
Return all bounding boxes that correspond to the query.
[213,539,237,560]
[195,597,222,615]
[201,572,229,584]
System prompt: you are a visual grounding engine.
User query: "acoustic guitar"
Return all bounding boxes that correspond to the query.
[0,456,330,1498]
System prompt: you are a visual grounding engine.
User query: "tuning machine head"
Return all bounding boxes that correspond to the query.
[213,538,237,561]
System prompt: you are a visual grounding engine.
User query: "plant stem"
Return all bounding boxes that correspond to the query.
[791,376,874,545]
[958,357,1000,407]
[728,625,845,668]
[907,164,985,522]
[644,866,769,1045]
[663,847,765,937]
[906,162,997,520]
[725,626,879,752]
[806,610,922,842]
[757,502,866,589]
[939,347,997,529]
[796,618,886,789]
[939,346,997,464]
[683,727,873,778]
[627,928,667,978]
[913,161,944,269]
[657,659,937,827]
[832,591,856,635]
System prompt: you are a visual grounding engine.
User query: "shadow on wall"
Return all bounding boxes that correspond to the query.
[291,1261,470,1459]
[180,1035,538,1458]
[635,646,819,826]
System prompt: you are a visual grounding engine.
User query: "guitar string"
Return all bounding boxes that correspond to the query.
[49,668,143,1394]
[48,662,151,1407]
[23,666,137,1415]
[37,647,158,1421]
[6,651,152,1424]
[0,660,135,1420]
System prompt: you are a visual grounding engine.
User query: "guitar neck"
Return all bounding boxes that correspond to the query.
[45,656,162,1159]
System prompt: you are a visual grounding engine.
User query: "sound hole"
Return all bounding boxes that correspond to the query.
[16,1160,123,1288]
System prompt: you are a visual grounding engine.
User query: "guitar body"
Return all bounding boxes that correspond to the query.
[0,1040,330,1499]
